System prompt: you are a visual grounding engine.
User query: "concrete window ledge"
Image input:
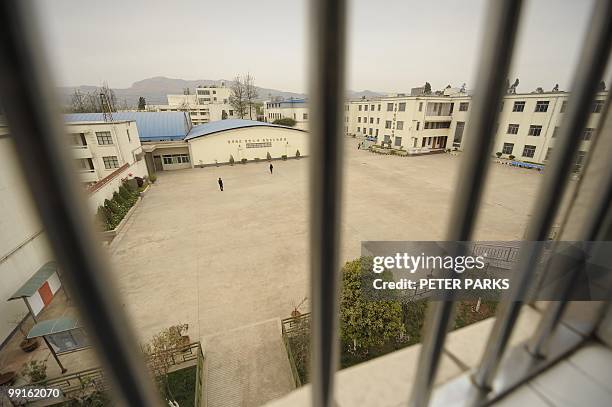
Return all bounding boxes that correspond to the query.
[265,306,543,407]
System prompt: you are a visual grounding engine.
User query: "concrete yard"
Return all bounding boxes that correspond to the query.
[107,138,554,406]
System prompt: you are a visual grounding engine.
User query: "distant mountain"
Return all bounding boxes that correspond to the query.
[56,76,385,108]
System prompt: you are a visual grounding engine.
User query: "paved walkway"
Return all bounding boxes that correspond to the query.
[204,319,294,407]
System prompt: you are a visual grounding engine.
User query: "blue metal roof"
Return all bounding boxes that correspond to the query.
[185,119,304,141]
[64,112,191,141]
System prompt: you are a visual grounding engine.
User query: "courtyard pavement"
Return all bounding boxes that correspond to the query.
[107,138,561,406]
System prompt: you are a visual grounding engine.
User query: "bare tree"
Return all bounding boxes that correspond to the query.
[70,90,87,112]
[100,82,117,112]
[244,73,259,120]
[229,75,247,119]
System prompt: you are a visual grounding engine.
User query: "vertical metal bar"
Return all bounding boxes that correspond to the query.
[473,0,612,389]
[0,1,161,406]
[528,91,612,357]
[410,1,523,405]
[43,335,67,374]
[308,0,347,405]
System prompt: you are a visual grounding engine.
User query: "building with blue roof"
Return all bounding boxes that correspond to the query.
[64,111,192,142]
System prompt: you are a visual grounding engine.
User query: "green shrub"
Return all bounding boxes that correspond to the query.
[96,206,112,230]
[241,158,247,164]
[281,155,287,160]
[119,185,135,204]
[113,191,128,207]
[150,174,157,183]
[272,117,297,127]
[266,152,272,161]
[509,154,515,160]
[495,152,502,158]
[229,155,235,165]
[296,149,301,158]
[22,360,47,383]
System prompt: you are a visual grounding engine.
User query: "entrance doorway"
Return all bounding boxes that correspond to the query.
[153,155,163,171]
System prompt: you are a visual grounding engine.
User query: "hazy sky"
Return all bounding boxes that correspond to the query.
[35,0,602,94]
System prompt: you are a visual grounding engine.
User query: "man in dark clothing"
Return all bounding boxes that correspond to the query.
[269,163,274,174]
[218,177,224,191]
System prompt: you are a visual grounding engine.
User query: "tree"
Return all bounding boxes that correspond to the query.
[509,78,519,94]
[272,117,296,127]
[340,258,405,356]
[222,110,228,120]
[138,97,146,110]
[70,90,87,113]
[244,73,258,120]
[100,82,117,112]
[229,75,248,119]
[424,82,432,95]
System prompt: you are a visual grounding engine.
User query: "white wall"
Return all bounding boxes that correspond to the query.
[0,134,54,344]
[188,126,309,166]
[87,158,148,213]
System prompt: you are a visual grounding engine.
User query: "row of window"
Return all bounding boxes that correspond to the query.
[502,142,587,165]
[95,130,132,145]
[162,154,190,165]
[352,99,603,115]
[507,124,594,140]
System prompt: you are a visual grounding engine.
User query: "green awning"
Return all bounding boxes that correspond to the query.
[8,261,58,300]
[27,317,79,339]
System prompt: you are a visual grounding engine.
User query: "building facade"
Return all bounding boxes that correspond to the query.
[345,91,608,164]
[150,84,256,126]
[263,99,309,130]
[65,120,147,185]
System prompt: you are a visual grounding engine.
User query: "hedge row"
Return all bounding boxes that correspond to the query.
[96,182,140,231]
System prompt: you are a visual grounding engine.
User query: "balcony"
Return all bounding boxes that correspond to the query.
[70,146,92,159]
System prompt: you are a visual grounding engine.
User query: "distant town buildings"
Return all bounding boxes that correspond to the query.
[148,84,256,126]
[263,98,309,130]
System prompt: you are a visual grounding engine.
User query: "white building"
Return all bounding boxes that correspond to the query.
[150,84,256,126]
[0,125,56,346]
[263,98,309,130]
[65,120,147,185]
[345,91,608,164]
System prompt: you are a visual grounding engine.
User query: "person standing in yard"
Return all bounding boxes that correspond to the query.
[218,177,224,191]
[269,163,274,174]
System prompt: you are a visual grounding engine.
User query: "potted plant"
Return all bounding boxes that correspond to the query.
[296,149,301,158]
[281,154,287,161]
[495,152,502,158]
[21,360,47,383]
[241,158,247,164]
[229,155,235,166]
[12,316,39,353]
[509,154,515,160]
[266,152,272,161]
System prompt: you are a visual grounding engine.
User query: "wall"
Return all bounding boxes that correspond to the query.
[0,134,54,345]
[188,126,309,166]
[87,158,148,213]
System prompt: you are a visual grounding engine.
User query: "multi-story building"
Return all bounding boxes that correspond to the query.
[64,120,147,185]
[263,98,309,130]
[150,84,256,126]
[345,90,608,165]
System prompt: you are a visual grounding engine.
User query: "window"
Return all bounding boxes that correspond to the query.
[535,100,549,112]
[365,105,368,111]
[358,117,361,123]
[377,104,381,111]
[502,143,514,155]
[369,118,373,124]
[371,105,375,110]
[96,131,113,145]
[229,110,234,115]
[396,121,404,130]
[424,121,451,129]
[507,124,520,134]
[376,118,380,124]
[395,136,402,147]
[528,125,542,136]
[375,129,379,136]
[582,128,594,141]
[358,105,362,111]
[384,135,391,143]
[362,128,366,134]
[162,155,172,165]
[459,102,469,112]
[416,122,420,131]
[385,120,392,129]
[419,102,423,112]
[592,100,604,113]
[303,113,308,120]
[387,103,394,111]
[575,151,586,166]
[522,145,536,158]
[369,128,373,135]
[560,101,568,113]
[512,101,525,112]
[357,127,360,132]
[102,156,119,169]
[126,129,131,142]
[398,102,406,112]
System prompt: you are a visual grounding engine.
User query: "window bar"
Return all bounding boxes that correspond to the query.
[473,0,612,390]
[0,1,161,405]
[528,91,612,358]
[308,0,347,406]
[409,1,523,406]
